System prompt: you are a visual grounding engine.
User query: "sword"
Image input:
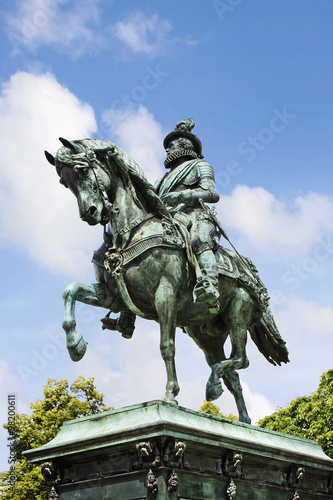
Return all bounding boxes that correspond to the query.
[198,198,263,289]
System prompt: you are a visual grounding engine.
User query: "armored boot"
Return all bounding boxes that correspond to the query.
[101,309,136,339]
[193,250,220,313]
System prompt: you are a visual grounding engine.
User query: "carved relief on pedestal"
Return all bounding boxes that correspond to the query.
[226,478,237,499]
[219,450,244,500]
[163,439,186,468]
[167,468,179,492]
[222,450,243,479]
[132,440,161,470]
[145,468,158,495]
[287,464,306,500]
[41,462,62,500]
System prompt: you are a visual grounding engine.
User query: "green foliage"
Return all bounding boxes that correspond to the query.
[258,370,333,459]
[198,400,238,421]
[0,377,111,499]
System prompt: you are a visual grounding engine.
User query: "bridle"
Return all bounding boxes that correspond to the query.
[56,139,119,220]
[83,156,118,217]
[80,155,119,246]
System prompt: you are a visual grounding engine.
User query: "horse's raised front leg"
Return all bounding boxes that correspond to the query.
[62,281,116,361]
[155,276,179,405]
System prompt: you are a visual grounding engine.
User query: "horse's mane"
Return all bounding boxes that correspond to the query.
[56,138,171,221]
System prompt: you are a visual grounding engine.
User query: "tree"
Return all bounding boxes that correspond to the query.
[198,400,238,421]
[257,369,333,459]
[0,377,111,499]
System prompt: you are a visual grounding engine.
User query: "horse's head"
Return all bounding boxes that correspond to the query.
[45,138,115,226]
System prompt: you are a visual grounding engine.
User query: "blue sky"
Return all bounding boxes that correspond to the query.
[1,0,333,470]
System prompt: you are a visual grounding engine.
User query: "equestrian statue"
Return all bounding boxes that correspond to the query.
[45,118,289,424]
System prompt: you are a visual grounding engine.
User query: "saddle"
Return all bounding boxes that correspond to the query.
[92,207,268,317]
[216,247,270,314]
[171,209,269,314]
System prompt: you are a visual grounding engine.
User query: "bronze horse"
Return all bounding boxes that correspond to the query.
[45,138,289,423]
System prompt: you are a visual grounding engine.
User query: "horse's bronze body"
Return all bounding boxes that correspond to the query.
[45,138,289,423]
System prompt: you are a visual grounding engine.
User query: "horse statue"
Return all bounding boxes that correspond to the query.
[45,137,289,424]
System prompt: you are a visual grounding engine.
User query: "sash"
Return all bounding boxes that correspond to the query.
[157,159,201,197]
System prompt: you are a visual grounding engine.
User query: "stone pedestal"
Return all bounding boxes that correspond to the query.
[24,400,333,499]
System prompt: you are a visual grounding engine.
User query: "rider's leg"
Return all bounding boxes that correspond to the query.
[101,309,136,339]
[196,248,219,292]
[94,260,136,338]
[192,247,220,311]
[190,216,220,311]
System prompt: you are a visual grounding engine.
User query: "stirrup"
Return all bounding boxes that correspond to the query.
[101,311,135,339]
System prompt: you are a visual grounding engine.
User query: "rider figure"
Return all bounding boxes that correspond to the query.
[155,119,221,312]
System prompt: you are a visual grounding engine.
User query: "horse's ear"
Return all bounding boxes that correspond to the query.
[44,150,56,166]
[59,137,80,152]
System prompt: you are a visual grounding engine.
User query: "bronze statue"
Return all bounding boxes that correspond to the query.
[45,120,289,423]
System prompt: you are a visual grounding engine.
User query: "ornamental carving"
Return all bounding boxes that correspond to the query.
[222,450,243,479]
[132,440,161,470]
[48,486,59,500]
[287,464,305,488]
[145,468,158,495]
[163,439,186,467]
[226,478,237,499]
[167,468,179,492]
[41,461,62,487]
[41,462,62,500]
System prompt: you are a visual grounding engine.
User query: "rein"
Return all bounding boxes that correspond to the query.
[90,160,117,217]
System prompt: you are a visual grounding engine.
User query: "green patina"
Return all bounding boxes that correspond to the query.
[44,119,289,425]
[24,401,333,499]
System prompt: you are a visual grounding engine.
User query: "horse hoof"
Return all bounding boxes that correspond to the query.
[168,398,179,407]
[67,335,87,362]
[239,415,251,425]
[162,392,179,406]
[206,381,224,401]
[164,398,179,407]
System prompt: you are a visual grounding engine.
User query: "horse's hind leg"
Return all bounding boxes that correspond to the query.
[186,323,251,423]
[223,371,251,424]
[185,324,227,402]
[218,288,252,374]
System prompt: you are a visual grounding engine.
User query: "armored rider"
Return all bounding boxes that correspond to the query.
[155,119,221,312]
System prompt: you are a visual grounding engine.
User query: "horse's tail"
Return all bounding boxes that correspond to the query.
[249,305,289,366]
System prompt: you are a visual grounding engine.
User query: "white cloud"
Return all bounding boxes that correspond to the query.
[219,185,333,259]
[277,297,333,351]
[0,70,100,277]
[6,4,197,59]
[112,11,173,58]
[6,0,106,57]
[241,381,275,424]
[102,105,165,183]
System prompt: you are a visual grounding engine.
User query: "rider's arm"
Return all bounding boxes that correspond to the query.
[179,161,219,206]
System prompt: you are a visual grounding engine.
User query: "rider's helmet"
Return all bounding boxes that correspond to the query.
[163,118,204,159]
